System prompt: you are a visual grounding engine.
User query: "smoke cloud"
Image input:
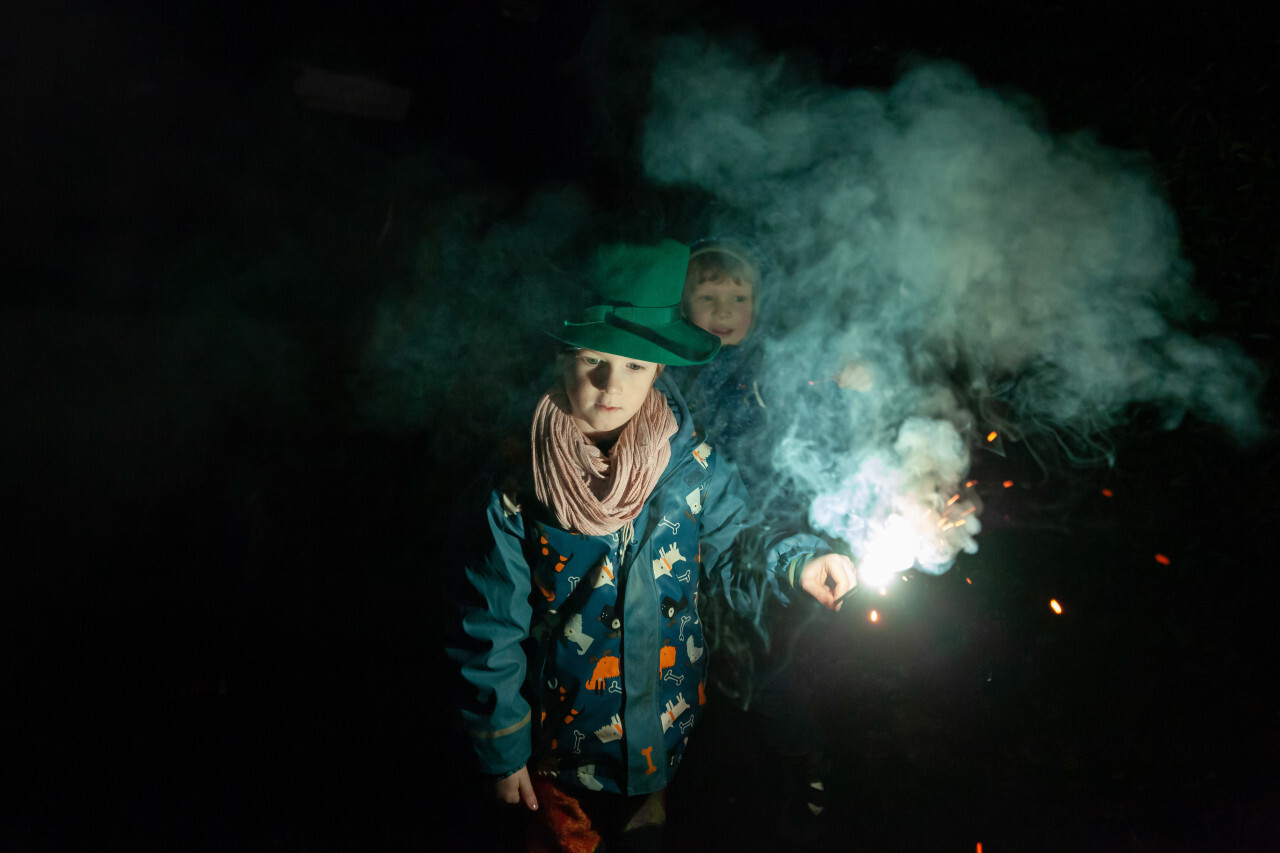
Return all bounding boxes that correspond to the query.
[642,35,1263,575]
[351,183,599,457]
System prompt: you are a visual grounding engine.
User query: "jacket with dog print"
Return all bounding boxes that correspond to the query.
[447,373,826,796]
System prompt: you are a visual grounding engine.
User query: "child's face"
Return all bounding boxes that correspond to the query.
[562,349,661,443]
[685,275,754,346]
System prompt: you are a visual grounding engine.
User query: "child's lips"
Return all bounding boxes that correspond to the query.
[711,327,734,337]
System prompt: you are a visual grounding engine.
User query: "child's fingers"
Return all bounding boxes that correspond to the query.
[800,554,857,610]
[798,556,836,609]
[494,766,537,808]
[519,772,539,811]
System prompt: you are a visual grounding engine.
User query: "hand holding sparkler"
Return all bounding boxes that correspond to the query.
[799,553,858,611]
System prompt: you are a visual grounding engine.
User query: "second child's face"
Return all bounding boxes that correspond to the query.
[562,349,660,443]
[685,276,753,346]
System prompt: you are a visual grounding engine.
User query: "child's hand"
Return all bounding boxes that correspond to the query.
[799,554,857,611]
[494,765,539,811]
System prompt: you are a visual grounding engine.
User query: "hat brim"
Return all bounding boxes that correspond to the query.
[549,316,721,366]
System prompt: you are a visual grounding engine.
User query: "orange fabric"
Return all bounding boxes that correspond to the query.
[527,774,601,853]
[526,775,666,853]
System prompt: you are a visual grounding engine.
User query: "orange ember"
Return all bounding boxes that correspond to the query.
[987,431,998,442]
[1102,488,1114,497]
[1050,599,1063,614]
[1155,553,1171,565]
[1003,480,1014,488]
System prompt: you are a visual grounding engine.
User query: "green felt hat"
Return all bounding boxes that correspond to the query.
[550,239,721,366]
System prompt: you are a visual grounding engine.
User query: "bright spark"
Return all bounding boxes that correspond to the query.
[1050,599,1063,614]
[869,610,879,622]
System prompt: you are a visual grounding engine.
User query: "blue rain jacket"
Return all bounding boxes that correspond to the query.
[447,374,826,796]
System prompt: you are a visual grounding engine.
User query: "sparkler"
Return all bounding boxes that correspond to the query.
[805,418,984,604]
[844,485,983,591]
[826,483,983,614]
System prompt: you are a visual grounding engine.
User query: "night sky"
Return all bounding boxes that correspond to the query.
[3,1,1278,851]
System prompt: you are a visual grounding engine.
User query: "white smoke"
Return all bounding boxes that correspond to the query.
[643,35,1262,576]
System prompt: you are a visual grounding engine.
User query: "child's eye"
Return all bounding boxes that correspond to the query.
[735,296,748,303]
[581,356,601,366]
[626,362,646,371]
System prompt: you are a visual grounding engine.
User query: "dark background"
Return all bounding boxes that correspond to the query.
[3,1,1277,850]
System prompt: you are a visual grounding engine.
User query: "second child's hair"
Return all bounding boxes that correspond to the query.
[684,243,761,297]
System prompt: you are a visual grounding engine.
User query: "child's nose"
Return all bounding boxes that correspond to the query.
[593,364,619,391]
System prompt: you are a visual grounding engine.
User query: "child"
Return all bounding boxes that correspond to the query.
[674,238,859,842]
[673,239,768,485]
[446,239,856,852]
[676,238,872,486]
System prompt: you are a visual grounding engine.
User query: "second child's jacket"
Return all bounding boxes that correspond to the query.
[447,374,825,797]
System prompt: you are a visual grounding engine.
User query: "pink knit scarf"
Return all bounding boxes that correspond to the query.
[531,385,677,536]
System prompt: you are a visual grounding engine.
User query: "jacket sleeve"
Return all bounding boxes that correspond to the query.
[444,490,535,777]
[697,447,830,624]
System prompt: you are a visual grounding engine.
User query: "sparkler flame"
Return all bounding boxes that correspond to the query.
[800,418,984,592]
[815,481,983,589]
